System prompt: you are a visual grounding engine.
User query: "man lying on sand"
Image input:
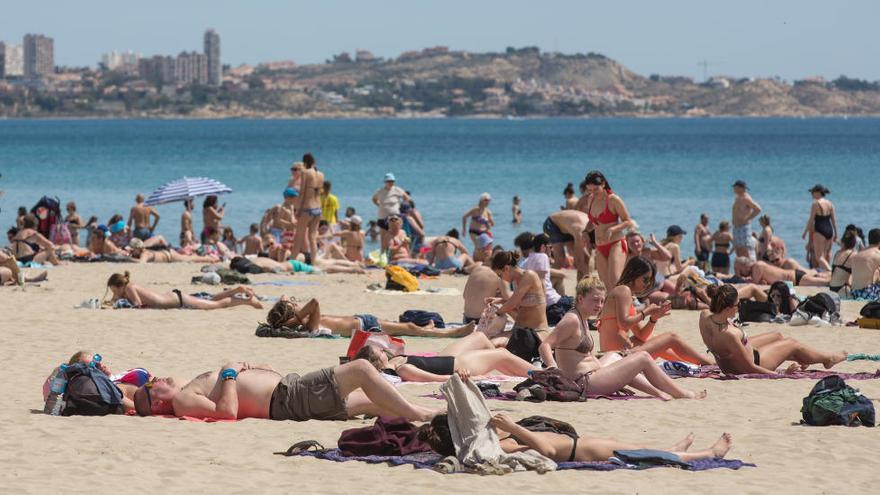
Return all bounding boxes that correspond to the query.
[133,360,439,422]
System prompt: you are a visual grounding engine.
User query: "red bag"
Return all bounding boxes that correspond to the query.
[346,329,405,360]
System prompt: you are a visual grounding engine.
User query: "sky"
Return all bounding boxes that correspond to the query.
[2,0,879,81]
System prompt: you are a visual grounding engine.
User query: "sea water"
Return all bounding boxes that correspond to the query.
[1,118,878,262]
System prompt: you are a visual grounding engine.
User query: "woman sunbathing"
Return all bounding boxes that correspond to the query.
[420,410,732,463]
[355,332,539,382]
[265,296,474,338]
[42,350,151,414]
[699,284,847,375]
[106,271,262,310]
[540,276,707,400]
[8,215,61,265]
[127,238,218,263]
[598,256,714,365]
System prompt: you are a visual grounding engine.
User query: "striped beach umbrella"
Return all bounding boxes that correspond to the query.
[144,177,233,206]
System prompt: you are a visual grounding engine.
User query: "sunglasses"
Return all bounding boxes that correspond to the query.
[642,274,653,286]
[143,376,159,409]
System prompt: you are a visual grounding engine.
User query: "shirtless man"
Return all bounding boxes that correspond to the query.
[290,153,323,262]
[694,213,712,271]
[132,359,439,422]
[543,209,591,280]
[128,194,160,241]
[731,181,761,259]
[180,199,195,247]
[734,257,830,287]
[462,265,511,323]
[268,188,298,248]
[238,224,264,256]
[850,228,880,299]
[430,230,478,274]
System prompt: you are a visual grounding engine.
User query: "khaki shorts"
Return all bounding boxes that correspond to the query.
[269,367,348,421]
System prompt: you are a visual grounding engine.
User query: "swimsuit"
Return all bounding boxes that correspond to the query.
[505,432,579,462]
[133,227,152,241]
[813,214,833,240]
[794,269,806,286]
[830,252,853,293]
[288,259,315,273]
[304,208,322,218]
[542,216,574,244]
[269,368,348,421]
[395,356,456,376]
[851,283,880,301]
[354,314,381,331]
[711,251,731,270]
[595,238,627,258]
[732,225,754,249]
[598,305,641,352]
[171,289,187,308]
[556,309,594,354]
[586,192,626,258]
[469,214,490,235]
[434,256,463,271]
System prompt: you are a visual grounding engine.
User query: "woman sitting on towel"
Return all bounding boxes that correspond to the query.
[356,332,539,382]
[699,284,847,375]
[539,276,707,400]
[598,256,714,366]
[420,409,732,463]
[265,295,474,338]
[486,250,549,346]
[106,271,262,310]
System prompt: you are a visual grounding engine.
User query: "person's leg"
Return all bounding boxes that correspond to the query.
[605,241,627,288]
[454,349,538,376]
[813,237,832,272]
[736,284,768,302]
[181,293,262,310]
[597,352,664,398]
[588,351,705,399]
[551,244,566,269]
[289,214,309,260]
[801,272,831,286]
[750,332,783,348]
[380,320,475,338]
[209,285,252,300]
[635,333,715,365]
[335,360,439,421]
[307,216,321,262]
[594,249,610,291]
[439,331,494,356]
[757,338,846,370]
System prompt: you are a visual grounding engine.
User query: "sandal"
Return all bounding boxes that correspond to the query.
[275,440,325,457]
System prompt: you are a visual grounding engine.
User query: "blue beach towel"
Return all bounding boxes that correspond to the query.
[252,280,321,287]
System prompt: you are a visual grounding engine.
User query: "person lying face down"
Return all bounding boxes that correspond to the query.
[132,360,440,422]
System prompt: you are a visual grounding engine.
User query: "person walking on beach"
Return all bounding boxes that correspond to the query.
[583,170,633,289]
[128,194,160,241]
[802,184,837,272]
[291,153,323,262]
[201,195,224,244]
[372,173,409,246]
[462,193,495,260]
[711,221,733,274]
[694,213,712,271]
[731,180,761,260]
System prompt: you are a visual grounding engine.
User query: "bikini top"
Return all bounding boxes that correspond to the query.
[472,214,490,225]
[556,309,593,354]
[832,252,853,274]
[586,191,618,225]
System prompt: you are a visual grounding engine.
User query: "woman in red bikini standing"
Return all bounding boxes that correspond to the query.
[583,171,634,288]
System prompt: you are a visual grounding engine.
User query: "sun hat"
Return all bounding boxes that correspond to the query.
[384,172,396,182]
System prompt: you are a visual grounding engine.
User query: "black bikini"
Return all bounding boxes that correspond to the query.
[386,356,456,376]
[830,252,853,293]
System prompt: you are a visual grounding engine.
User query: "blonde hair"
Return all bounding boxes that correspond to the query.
[67,350,92,365]
[575,275,605,296]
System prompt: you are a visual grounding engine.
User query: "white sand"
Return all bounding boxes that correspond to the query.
[2,262,878,493]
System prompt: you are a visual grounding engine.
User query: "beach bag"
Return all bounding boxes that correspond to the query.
[346,328,406,360]
[61,363,125,416]
[505,327,542,363]
[798,293,837,319]
[385,265,419,292]
[737,300,777,323]
[476,303,507,338]
[860,302,880,319]
[801,376,875,427]
[513,368,588,402]
[49,222,72,245]
[230,256,263,274]
[399,310,445,328]
[31,195,61,238]
[856,318,880,330]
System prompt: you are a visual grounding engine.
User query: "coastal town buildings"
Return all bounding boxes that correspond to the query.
[175,51,208,85]
[23,34,53,79]
[101,50,140,74]
[204,29,221,86]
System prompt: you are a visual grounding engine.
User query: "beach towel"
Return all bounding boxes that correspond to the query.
[421,390,656,402]
[337,416,433,456]
[439,374,556,474]
[252,280,321,287]
[291,448,754,472]
[254,323,339,339]
[365,286,461,297]
[686,366,880,381]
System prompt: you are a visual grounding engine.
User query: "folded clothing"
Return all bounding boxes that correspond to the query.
[338,416,433,456]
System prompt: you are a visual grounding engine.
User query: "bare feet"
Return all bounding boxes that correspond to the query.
[824,351,848,369]
[709,433,732,458]
[452,321,476,337]
[28,271,49,283]
[670,432,696,452]
[684,389,708,400]
[245,294,263,309]
[657,391,674,401]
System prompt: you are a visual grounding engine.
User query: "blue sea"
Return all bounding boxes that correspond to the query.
[1,118,878,262]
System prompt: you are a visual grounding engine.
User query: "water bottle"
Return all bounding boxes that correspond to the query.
[89,354,102,368]
[43,364,68,416]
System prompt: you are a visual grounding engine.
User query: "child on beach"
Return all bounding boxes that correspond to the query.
[239,223,264,255]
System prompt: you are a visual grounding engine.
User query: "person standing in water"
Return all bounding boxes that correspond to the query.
[731,180,761,260]
[802,184,837,272]
[180,199,195,248]
[291,153,323,263]
[511,196,522,224]
[694,213,712,271]
[462,193,495,257]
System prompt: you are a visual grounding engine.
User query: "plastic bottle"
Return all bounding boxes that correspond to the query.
[43,364,69,415]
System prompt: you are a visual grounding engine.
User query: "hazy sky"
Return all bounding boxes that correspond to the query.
[2,0,878,81]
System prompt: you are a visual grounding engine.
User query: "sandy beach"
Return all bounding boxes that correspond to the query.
[2,262,878,494]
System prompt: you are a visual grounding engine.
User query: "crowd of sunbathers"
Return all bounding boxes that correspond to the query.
[25,165,880,467]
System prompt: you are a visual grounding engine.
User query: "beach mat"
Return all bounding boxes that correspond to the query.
[252,280,321,287]
[290,448,754,472]
[420,391,657,401]
[686,366,880,381]
[365,287,461,296]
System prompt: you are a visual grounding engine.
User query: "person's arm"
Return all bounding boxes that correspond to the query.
[452,237,470,255]
[490,413,557,458]
[461,208,474,235]
[496,273,533,315]
[127,208,135,231]
[394,364,449,383]
[150,208,160,231]
[407,218,425,238]
[123,285,143,307]
[803,202,817,239]
[745,196,762,222]
[648,234,672,261]
[372,190,381,207]
[830,203,838,241]
[487,210,495,228]
[538,322,573,369]
[615,288,649,329]
[173,364,244,419]
[607,196,634,235]
[496,276,512,300]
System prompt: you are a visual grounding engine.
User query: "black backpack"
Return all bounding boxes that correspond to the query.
[399,310,445,328]
[738,300,777,322]
[62,363,124,416]
[801,375,875,427]
[505,327,542,363]
[230,256,263,274]
[798,293,837,319]
[860,301,880,319]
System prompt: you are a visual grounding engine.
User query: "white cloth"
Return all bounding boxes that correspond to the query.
[373,185,407,219]
[522,252,561,305]
[439,374,556,474]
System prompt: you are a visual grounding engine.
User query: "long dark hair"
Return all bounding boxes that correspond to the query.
[616,256,656,293]
[491,250,520,270]
[417,414,455,456]
[707,284,738,314]
[768,281,794,315]
[584,170,611,192]
[203,195,218,209]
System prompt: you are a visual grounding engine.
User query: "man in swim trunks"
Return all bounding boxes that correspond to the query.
[128,194,160,241]
[731,180,761,259]
[290,153,323,262]
[694,213,712,271]
[850,228,880,299]
[733,257,830,287]
[132,359,439,422]
[429,230,478,274]
[543,209,591,280]
[267,188,298,247]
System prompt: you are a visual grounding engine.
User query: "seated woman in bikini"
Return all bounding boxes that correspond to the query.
[382,214,427,265]
[540,276,706,400]
[8,215,62,265]
[106,271,262,310]
[699,284,847,375]
[126,238,218,263]
[0,251,48,285]
[486,250,549,347]
[829,231,857,295]
[265,295,475,338]
[356,332,539,382]
[598,256,714,366]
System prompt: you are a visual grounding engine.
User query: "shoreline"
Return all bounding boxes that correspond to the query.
[1,113,879,121]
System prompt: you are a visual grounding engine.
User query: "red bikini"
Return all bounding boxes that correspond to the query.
[588,190,628,258]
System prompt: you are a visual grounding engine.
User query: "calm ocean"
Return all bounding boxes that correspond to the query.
[1,118,878,262]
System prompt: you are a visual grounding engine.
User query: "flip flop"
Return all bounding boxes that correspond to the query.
[275,440,325,457]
